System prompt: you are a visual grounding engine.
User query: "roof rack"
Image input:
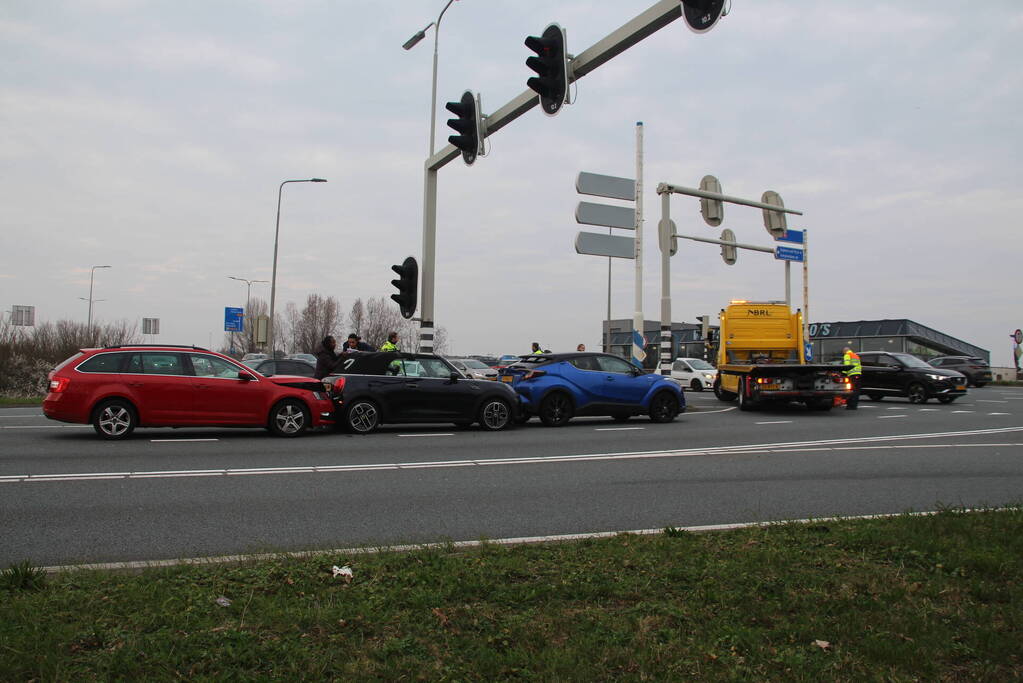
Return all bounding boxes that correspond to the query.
[102,344,210,350]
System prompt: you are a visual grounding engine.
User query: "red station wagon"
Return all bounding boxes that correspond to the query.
[43,345,335,439]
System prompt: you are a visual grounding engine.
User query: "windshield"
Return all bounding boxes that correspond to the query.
[686,359,714,370]
[893,353,932,369]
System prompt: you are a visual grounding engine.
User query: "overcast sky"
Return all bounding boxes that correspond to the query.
[2,1,1021,364]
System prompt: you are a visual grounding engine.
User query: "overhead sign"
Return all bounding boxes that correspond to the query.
[775,229,804,244]
[224,306,244,333]
[575,232,636,259]
[575,201,636,230]
[774,246,804,262]
[576,172,635,201]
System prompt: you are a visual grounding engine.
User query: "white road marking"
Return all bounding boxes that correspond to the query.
[978,400,1008,403]
[595,427,645,431]
[886,407,908,410]
[952,411,975,414]
[988,413,1010,416]
[878,415,906,419]
[150,438,219,443]
[755,421,792,425]
[919,408,940,412]
[397,433,454,438]
[5,426,1023,485]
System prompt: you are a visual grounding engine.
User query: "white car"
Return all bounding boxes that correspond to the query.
[671,357,718,391]
[449,358,499,380]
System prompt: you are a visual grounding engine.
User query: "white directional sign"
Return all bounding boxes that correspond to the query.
[576,201,636,230]
[575,231,636,259]
[575,172,635,201]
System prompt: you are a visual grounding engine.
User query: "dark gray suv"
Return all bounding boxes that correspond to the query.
[859,352,968,404]
[928,356,991,387]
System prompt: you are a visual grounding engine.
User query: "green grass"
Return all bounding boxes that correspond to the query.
[0,395,43,405]
[2,508,1021,680]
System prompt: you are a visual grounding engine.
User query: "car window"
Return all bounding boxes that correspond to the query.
[142,353,185,375]
[125,353,142,373]
[570,356,600,371]
[78,352,129,373]
[418,358,455,378]
[597,356,636,374]
[930,358,944,366]
[190,354,239,378]
[688,359,714,370]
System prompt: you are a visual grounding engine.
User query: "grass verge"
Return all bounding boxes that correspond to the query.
[0,395,43,406]
[2,507,1021,680]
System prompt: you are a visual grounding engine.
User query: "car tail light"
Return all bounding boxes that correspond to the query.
[49,376,70,393]
[328,377,345,395]
[524,370,546,380]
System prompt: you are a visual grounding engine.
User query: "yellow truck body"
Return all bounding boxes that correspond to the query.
[714,301,853,411]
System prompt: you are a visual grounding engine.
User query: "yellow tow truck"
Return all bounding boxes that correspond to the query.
[713,300,854,411]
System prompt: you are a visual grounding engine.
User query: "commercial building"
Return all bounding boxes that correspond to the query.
[604,317,989,368]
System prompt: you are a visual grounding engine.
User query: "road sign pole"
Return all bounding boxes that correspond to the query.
[659,187,672,376]
[803,228,810,347]
[785,260,791,308]
[632,122,645,368]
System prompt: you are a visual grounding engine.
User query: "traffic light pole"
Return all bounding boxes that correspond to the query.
[417,0,700,353]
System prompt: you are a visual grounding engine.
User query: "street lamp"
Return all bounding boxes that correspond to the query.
[268,178,327,358]
[404,0,460,353]
[84,265,111,340]
[403,0,459,156]
[228,276,268,353]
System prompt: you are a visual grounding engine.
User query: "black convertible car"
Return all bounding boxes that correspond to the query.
[323,352,521,433]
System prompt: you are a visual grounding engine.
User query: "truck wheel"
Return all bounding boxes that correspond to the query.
[539,392,573,427]
[738,383,753,411]
[649,392,679,423]
[713,379,737,402]
[807,398,832,411]
[690,379,704,392]
[907,383,928,404]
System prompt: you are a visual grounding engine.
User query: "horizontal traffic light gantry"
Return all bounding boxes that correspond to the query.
[390,256,419,320]
[525,23,569,116]
[445,91,482,166]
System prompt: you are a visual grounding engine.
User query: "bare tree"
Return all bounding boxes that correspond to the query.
[292,294,343,354]
[362,297,404,350]
[349,299,364,338]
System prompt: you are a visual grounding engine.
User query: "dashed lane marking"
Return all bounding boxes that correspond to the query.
[397,433,454,438]
[755,421,793,425]
[595,427,645,431]
[878,415,906,419]
[151,438,219,443]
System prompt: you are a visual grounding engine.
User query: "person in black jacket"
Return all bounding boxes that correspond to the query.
[314,335,338,379]
[342,333,375,353]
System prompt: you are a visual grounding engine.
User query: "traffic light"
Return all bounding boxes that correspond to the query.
[761,190,788,238]
[445,91,482,165]
[525,23,569,116]
[681,0,727,33]
[390,256,418,320]
[720,228,737,265]
[699,175,723,226]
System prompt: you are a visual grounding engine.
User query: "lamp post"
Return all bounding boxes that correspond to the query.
[268,178,326,358]
[228,276,268,353]
[84,265,111,341]
[403,0,459,353]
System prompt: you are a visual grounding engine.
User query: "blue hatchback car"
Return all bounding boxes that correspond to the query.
[498,352,685,426]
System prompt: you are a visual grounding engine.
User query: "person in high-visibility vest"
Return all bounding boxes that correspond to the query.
[380,332,399,353]
[842,346,862,410]
[531,342,543,354]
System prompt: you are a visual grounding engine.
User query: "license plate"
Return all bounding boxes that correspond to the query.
[955,385,966,391]
[501,376,513,383]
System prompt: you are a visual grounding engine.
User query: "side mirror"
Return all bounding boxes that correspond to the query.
[238,371,255,381]
[449,372,461,382]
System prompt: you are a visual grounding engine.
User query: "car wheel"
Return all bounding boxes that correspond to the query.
[345,399,380,434]
[649,392,680,423]
[478,399,512,431]
[867,393,883,402]
[907,383,928,404]
[539,392,573,427]
[269,399,310,437]
[973,382,986,388]
[92,399,137,440]
[690,379,704,392]
[713,378,737,402]
[938,396,957,404]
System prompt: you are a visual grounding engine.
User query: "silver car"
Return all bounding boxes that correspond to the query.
[450,358,499,380]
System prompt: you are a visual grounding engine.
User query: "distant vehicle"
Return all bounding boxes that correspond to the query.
[241,352,268,362]
[928,356,991,387]
[449,358,499,380]
[498,352,684,426]
[246,358,317,378]
[495,354,523,369]
[289,353,317,364]
[43,345,334,439]
[859,352,968,404]
[671,357,718,392]
[323,352,520,433]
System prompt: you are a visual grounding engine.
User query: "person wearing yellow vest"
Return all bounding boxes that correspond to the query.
[380,332,400,353]
[531,342,543,354]
[842,346,862,410]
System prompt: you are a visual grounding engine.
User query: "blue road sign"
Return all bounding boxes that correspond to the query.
[224,306,244,332]
[775,229,805,244]
[804,341,813,361]
[774,246,804,262]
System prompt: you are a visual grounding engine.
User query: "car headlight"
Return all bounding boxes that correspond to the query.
[703,373,715,380]
[925,373,945,381]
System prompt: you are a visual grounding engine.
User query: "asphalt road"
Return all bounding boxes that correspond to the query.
[3,387,1022,568]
